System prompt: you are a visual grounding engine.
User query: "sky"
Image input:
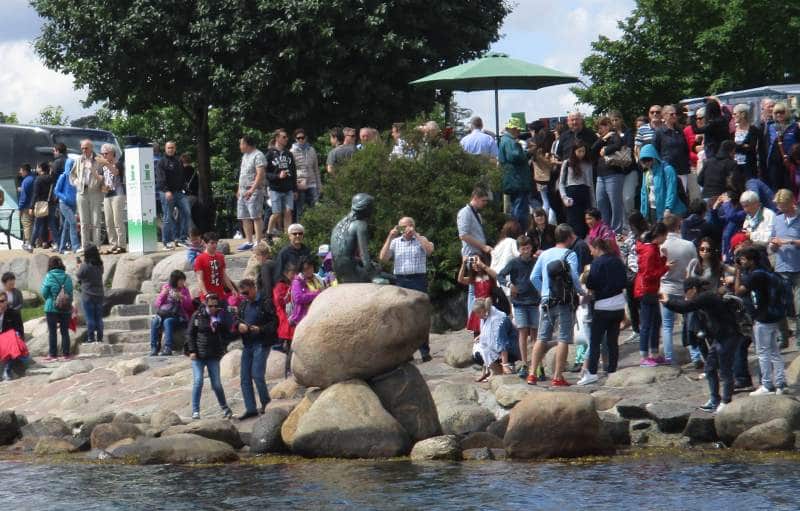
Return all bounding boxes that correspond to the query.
[0,0,635,126]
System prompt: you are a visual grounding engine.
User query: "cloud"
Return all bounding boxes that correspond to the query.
[0,0,43,42]
[0,41,91,123]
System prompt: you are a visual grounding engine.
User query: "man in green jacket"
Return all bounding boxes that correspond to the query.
[500,117,533,231]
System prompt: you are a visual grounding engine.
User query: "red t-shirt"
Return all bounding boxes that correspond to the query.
[193,252,227,299]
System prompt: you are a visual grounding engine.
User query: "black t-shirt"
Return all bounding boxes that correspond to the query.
[741,270,773,323]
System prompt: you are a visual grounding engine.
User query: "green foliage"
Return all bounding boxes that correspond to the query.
[574,0,800,120]
[300,141,502,301]
[0,112,19,124]
[21,304,44,323]
[30,105,69,126]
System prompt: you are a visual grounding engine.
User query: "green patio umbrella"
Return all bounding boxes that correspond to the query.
[410,53,579,137]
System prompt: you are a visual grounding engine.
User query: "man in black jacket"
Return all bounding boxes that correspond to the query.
[653,105,691,190]
[235,278,278,420]
[556,111,598,162]
[266,129,297,235]
[156,141,193,248]
[660,277,742,413]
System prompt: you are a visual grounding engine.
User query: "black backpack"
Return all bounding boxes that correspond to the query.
[675,176,689,210]
[545,250,579,309]
[722,294,752,338]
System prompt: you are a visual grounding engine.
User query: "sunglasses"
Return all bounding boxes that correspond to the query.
[650,110,662,114]
[699,247,711,252]
[290,232,304,236]
[296,136,305,140]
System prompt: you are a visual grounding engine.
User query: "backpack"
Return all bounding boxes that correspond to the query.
[722,294,752,337]
[157,290,182,319]
[753,269,794,322]
[545,250,579,309]
[54,275,72,312]
[675,176,689,209]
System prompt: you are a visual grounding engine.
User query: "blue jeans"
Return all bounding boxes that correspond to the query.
[596,174,625,234]
[660,296,682,361]
[639,297,661,356]
[58,202,79,252]
[753,321,785,390]
[82,297,103,343]
[395,274,430,357]
[150,315,185,351]
[46,312,70,357]
[509,192,530,232]
[294,187,318,221]
[240,342,270,413]
[160,191,192,243]
[191,358,229,414]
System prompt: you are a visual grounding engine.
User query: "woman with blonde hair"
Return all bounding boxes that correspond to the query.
[472,297,515,382]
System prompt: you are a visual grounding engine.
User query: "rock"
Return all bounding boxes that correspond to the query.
[715,395,800,445]
[27,329,84,358]
[220,349,242,379]
[150,410,183,431]
[21,289,40,307]
[110,433,238,464]
[292,284,430,388]
[26,254,50,292]
[431,291,467,333]
[150,359,191,377]
[85,448,112,461]
[250,408,291,454]
[443,337,474,368]
[113,412,142,425]
[489,374,524,392]
[271,378,307,400]
[162,419,244,449]
[615,398,650,420]
[73,412,116,450]
[591,391,622,411]
[111,253,155,291]
[409,435,461,461]
[486,415,510,438]
[369,363,441,442]
[61,394,89,411]
[106,438,137,452]
[103,289,141,316]
[542,343,577,375]
[291,380,410,458]
[280,389,321,449]
[266,350,288,380]
[732,418,795,451]
[34,436,79,456]
[151,252,192,285]
[504,392,611,459]
[606,366,681,387]
[115,358,149,377]
[494,384,539,408]
[437,403,495,435]
[461,431,504,450]
[683,411,718,443]
[0,410,21,445]
[462,447,494,460]
[646,401,694,433]
[598,412,631,445]
[786,355,800,385]
[431,382,478,406]
[90,422,143,450]
[631,419,652,430]
[218,241,231,255]
[21,417,70,439]
[48,359,93,382]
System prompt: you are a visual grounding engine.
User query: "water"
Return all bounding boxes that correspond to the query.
[1,453,799,510]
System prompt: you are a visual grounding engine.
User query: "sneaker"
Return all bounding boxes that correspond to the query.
[237,411,259,421]
[237,242,254,251]
[699,400,719,412]
[42,356,57,362]
[577,373,599,386]
[569,362,583,373]
[75,247,84,255]
[420,354,433,363]
[233,231,244,240]
[749,386,776,396]
[653,355,670,365]
[159,349,173,356]
[164,242,175,250]
[776,386,787,395]
[62,250,71,255]
[526,373,537,386]
[149,349,159,357]
[624,332,640,344]
[550,377,570,387]
[192,412,200,420]
[517,365,529,379]
[715,402,728,413]
[60,354,74,361]
[222,408,233,419]
[639,357,658,368]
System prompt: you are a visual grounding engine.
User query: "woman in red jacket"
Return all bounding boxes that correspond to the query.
[272,263,298,378]
[634,222,673,367]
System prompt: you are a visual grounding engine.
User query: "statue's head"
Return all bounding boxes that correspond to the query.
[351,193,374,218]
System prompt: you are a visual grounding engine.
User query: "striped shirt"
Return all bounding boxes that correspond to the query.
[389,236,428,275]
[635,123,656,147]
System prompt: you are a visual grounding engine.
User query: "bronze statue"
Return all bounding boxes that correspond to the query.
[331,193,382,283]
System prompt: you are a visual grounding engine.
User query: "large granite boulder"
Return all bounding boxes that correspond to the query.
[369,363,441,441]
[20,416,70,439]
[26,254,50,292]
[785,356,800,386]
[48,359,93,383]
[0,410,21,445]
[73,412,116,450]
[149,410,183,431]
[291,380,410,458]
[271,378,307,400]
[110,433,238,464]
[162,419,243,449]
[443,337,474,368]
[645,401,695,433]
[715,395,800,445]
[151,252,192,286]
[280,389,321,449]
[112,253,155,291]
[504,392,611,459]
[220,349,242,379]
[606,366,681,387]
[731,418,795,451]
[34,436,80,456]
[291,284,430,388]
[409,435,461,461]
[115,358,149,377]
[431,382,493,436]
[90,422,143,450]
[250,407,291,454]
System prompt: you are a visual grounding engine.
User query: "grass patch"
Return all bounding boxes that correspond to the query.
[21,304,45,322]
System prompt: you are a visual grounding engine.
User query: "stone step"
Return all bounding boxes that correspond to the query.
[78,342,123,356]
[135,293,158,306]
[110,303,151,317]
[106,329,151,345]
[102,315,152,331]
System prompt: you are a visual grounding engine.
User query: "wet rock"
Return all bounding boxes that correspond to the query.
[490,448,507,460]
[683,411,718,443]
[292,284,430,388]
[150,410,183,431]
[162,419,244,449]
[631,419,653,431]
[21,416,70,439]
[0,410,21,445]
[110,433,238,464]
[504,392,611,459]
[646,401,694,433]
[48,359,93,382]
[732,419,795,451]
[438,403,495,436]
[271,378,307,400]
[462,447,493,460]
[410,435,461,461]
[291,380,410,458]
[443,337,474,368]
[715,395,800,445]
[615,398,650,420]
[250,408,291,454]
[34,436,79,456]
[460,431,504,450]
[73,412,116,450]
[280,389,321,449]
[220,349,241,379]
[90,422,143,450]
[598,411,631,445]
[606,366,681,387]
[369,363,441,442]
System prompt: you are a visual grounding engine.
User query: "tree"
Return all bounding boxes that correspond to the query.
[0,112,18,124]
[574,0,800,120]
[32,0,509,222]
[31,105,69,126]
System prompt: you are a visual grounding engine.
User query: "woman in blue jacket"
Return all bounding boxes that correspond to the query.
[40,256,73,361]
[639,144,686,222]
[54,158,79,253]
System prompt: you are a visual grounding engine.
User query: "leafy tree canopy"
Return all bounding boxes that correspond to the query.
[574,0,800,120]
[30,105,69,126]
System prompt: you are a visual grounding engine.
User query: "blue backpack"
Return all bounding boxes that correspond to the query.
[752,269,794,322]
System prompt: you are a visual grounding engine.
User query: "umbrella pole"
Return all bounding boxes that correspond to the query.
[494,87,499,142]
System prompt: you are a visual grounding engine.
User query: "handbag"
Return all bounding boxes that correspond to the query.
[604,146,633,169]
[33,184,53,218]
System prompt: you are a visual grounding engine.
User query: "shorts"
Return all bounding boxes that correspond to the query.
[537,303,574,344]
[513,304,540,329]
[237,189,265,220]
[269,189,294,212]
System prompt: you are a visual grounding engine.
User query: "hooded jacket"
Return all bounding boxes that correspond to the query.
[697,147,738,199]
[634,240,668,298]
[499,132,532,194]
[639,144,686,219]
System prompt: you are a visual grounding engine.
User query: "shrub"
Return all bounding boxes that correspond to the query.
[300,139,503,303]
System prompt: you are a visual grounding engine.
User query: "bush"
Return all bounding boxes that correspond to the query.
[300,140,503,303]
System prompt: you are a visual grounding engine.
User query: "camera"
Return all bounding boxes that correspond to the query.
[466,256,478,272]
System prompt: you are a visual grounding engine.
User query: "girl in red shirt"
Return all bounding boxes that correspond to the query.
[634,222,673,367]
[272,263,298,377]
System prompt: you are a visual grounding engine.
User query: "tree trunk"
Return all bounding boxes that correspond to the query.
[193,104,214,233]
